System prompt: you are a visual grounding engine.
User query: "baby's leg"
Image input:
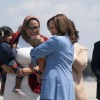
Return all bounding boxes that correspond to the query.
[15,76,23,89]
[12,66,23,89]
[13,76,26,95]
[0,71,7,95]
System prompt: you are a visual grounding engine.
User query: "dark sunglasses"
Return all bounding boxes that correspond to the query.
[27,26,39,30]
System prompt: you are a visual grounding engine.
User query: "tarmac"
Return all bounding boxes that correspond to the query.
[0,80,97,100]
[84,80,97,100]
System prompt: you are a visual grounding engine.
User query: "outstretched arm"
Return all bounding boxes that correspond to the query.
[1,64,15,74]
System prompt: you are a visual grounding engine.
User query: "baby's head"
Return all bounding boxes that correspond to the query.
[29,34,44,47]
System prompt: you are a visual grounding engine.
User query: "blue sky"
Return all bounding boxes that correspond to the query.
[0,0,100,59]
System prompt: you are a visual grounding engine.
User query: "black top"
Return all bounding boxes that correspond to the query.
[91,41,100,80]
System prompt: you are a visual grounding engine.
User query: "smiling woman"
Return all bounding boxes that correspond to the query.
[30,14,77,100]
[1,15,44,100]
[27,26,39,30]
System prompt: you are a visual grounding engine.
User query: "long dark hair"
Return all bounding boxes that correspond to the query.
[0,26,13,42]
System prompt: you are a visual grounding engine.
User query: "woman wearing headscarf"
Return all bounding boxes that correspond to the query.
[1,15,48,100]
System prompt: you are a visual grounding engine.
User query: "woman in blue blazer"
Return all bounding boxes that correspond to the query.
[30,14,78,100]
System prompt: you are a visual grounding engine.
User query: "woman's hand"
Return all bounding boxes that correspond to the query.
[12,43,17,48]
[17,68,33,76]
[37,75,42,83]
[33,65,39,71]
[1,64,15,74]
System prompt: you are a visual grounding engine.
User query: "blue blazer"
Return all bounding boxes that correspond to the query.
[31,35,75,100]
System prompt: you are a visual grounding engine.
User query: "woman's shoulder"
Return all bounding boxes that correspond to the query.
[95,41,100,46]
[10,32,21,45]
[17,35,31,48]
[50,35,63,40]
[50,35,70,44]
[49,36,64,45]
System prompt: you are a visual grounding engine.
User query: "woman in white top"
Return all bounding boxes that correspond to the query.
[1,15,45,100]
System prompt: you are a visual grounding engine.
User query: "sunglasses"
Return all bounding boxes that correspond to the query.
[27,26,39,30]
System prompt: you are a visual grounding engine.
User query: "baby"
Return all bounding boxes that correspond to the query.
[29,34,45,74]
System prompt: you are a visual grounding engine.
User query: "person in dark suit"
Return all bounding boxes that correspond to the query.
[91,41,100,100]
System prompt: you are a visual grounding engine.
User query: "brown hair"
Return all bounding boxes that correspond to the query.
[47,14,77,43]
[69,19,79,42]
[47,16,55,30]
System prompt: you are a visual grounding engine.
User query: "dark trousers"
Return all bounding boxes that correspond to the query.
[1,70,6,82]
[97,81,100,99]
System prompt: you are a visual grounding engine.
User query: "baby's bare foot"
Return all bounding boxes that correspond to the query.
[12,89,26,96]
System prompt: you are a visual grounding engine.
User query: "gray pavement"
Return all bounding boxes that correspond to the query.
[0,81,97,100]
[84,81,97,100]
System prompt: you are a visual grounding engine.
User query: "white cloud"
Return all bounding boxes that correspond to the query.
[0,0,99,59]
